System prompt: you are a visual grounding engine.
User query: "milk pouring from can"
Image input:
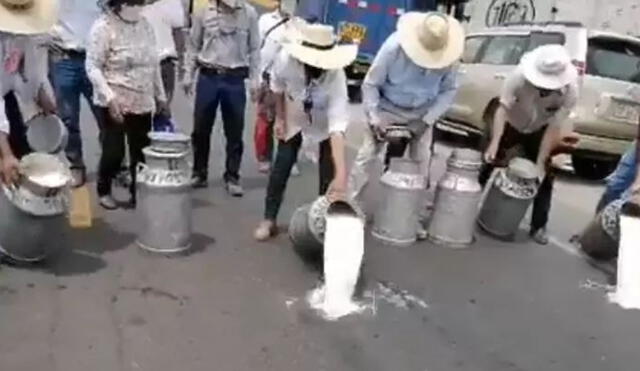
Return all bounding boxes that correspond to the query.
[372,158,426,246]
[478,158,539,239]
[136,132,193,254]
[428,149,483,247]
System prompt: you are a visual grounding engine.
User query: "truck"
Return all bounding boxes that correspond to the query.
[296,0,438,101]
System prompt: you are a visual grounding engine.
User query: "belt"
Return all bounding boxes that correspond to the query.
[199,64,249,78]
[61,49,86,59]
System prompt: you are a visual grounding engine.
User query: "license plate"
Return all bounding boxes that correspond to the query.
[611,101,640,124]
[339,22,367,43]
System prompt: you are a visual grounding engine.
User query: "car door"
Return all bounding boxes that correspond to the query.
[447,32,531,132]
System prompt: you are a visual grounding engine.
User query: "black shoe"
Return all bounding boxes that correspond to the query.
[191,175,208,189]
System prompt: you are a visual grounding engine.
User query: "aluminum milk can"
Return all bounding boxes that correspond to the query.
[478,158,539,239]
[578,199,623,261]
[0,153,70,263]
[289,196,363,257]
[136,132,192,254]
[428,149,483,248]
[372,158,426,246]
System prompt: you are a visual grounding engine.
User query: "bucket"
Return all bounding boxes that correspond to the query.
[25,114,68,154]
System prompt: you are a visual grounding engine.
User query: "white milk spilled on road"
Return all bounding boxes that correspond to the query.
[308,214,365,320]
[608,214,640,310]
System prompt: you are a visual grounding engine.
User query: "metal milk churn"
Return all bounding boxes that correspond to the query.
[578,199,623,261]
[0,153,70,263]
[428,149,483,248]
[478,158,539,239]
[289,196,363,257]
[136,132,193,254]
[372,158,426,246]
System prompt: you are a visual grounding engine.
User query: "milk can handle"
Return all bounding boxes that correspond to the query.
[136,163,149,183]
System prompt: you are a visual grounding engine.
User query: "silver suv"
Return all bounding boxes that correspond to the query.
[441,21,640,180]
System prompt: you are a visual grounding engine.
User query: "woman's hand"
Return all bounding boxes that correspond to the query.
[37,86,57,115]
[1,154,20,186]
[108,100,124,124]
[484,140,499,163]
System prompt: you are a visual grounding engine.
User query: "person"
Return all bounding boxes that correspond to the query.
[50,0,103,187]
[596,135,640,213]
[347,11,463,237]
[87,0,167,210]
[253,22,356,241]
[1,0,59,185]
[480,44,579,245]
[184,0,259,196]
[143,0,185,116]
[255,0,291,174]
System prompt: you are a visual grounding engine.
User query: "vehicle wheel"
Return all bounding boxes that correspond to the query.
[571,155,618,180]
[347,85,362,103]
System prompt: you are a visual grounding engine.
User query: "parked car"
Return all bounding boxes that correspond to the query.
[440,21,640,180]
[296,0,437,101]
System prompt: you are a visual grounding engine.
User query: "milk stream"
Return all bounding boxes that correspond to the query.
[308,214,365,320]
[608,214,640,310]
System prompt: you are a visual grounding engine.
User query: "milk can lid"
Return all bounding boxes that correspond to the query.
[19,153,71,189]
[25,115,66,154]
[148,131,190,143]
[507,158,538,180]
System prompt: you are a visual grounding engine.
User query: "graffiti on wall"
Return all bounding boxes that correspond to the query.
[485,0,536,27]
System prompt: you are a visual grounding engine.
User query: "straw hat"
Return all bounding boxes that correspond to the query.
[284,22,358,70]
[0,0,58,35]
[397,12,465,69]
[520,44,578,90]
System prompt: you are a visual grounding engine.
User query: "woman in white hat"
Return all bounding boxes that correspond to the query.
[347,11,463,238]
[87,0,167,209]
[481,44,579,245]
[0,0,59,185]
[254,21,357,241]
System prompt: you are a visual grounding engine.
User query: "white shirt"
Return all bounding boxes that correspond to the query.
[270,51,349,142]
[50,0,102,51]
[258,10,290,78]
[500,67,578,133]
[144,0,186,60]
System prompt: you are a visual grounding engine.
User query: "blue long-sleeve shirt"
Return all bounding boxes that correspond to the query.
[362,32,458,126]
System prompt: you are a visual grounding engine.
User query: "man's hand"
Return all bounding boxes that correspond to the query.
[484,140,499,163]
[250,86,259,103]
[182,80,194,96]
[1,154,20,186]
[37,86,57,115]
[108,100,124,124]
[156,100,171,117]
[326,172,347,202]
[551,133,580,156]
[274,119,286,140]
[369,120,388,142]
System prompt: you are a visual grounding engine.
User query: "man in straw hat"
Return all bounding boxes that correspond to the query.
[347,11,463,237]
[184,0,260,197]
[253,21,357,241]
[480,44,579,245]
[0,0,59,185]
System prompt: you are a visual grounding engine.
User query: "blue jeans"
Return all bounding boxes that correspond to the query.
[596,141,638,212]
[192,72,246,183]
[52,56,100,169]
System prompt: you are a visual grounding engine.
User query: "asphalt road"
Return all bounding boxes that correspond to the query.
[1,84,639,371]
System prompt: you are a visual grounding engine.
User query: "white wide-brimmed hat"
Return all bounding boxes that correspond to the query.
[0,0,58,35]
[520,44,578,90]
[284,22,358,70]
[397,11,465,69]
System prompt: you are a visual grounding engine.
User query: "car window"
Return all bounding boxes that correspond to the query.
[478,35,529,65]
[587,38,640,83]
[527,32,566,51]
[461,36,487,64]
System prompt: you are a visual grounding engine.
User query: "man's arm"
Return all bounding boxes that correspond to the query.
[633,124,640,193]
[246,6,260,91]
[270,51,288,138]
[422,66,459,125]
[326,70,350,199]
[486,70,522,162]
[362,35,397,126]
[183,8,204,91]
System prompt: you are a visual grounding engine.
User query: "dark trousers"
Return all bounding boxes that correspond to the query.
[264,133,334,221]
[52,56,100,169]
[192,72,246,183]
[479,124,554,232]
[97,108,151,199]
[4,92,31,158]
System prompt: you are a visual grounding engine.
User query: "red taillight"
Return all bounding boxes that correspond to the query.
[572,60,586,76]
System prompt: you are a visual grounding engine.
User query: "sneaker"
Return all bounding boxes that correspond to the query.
[70,168,86,188]
[291,164,300,177]
[416,225,428,241]
[191,175,208,189]
[99,195,118,210]
[225,181,244,197]
[530,228,549,245]
[254,220,278,241]
[258,161,271,174]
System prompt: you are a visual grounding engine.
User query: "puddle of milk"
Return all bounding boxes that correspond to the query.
[308,214,365,320]
[608,215,640,310]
